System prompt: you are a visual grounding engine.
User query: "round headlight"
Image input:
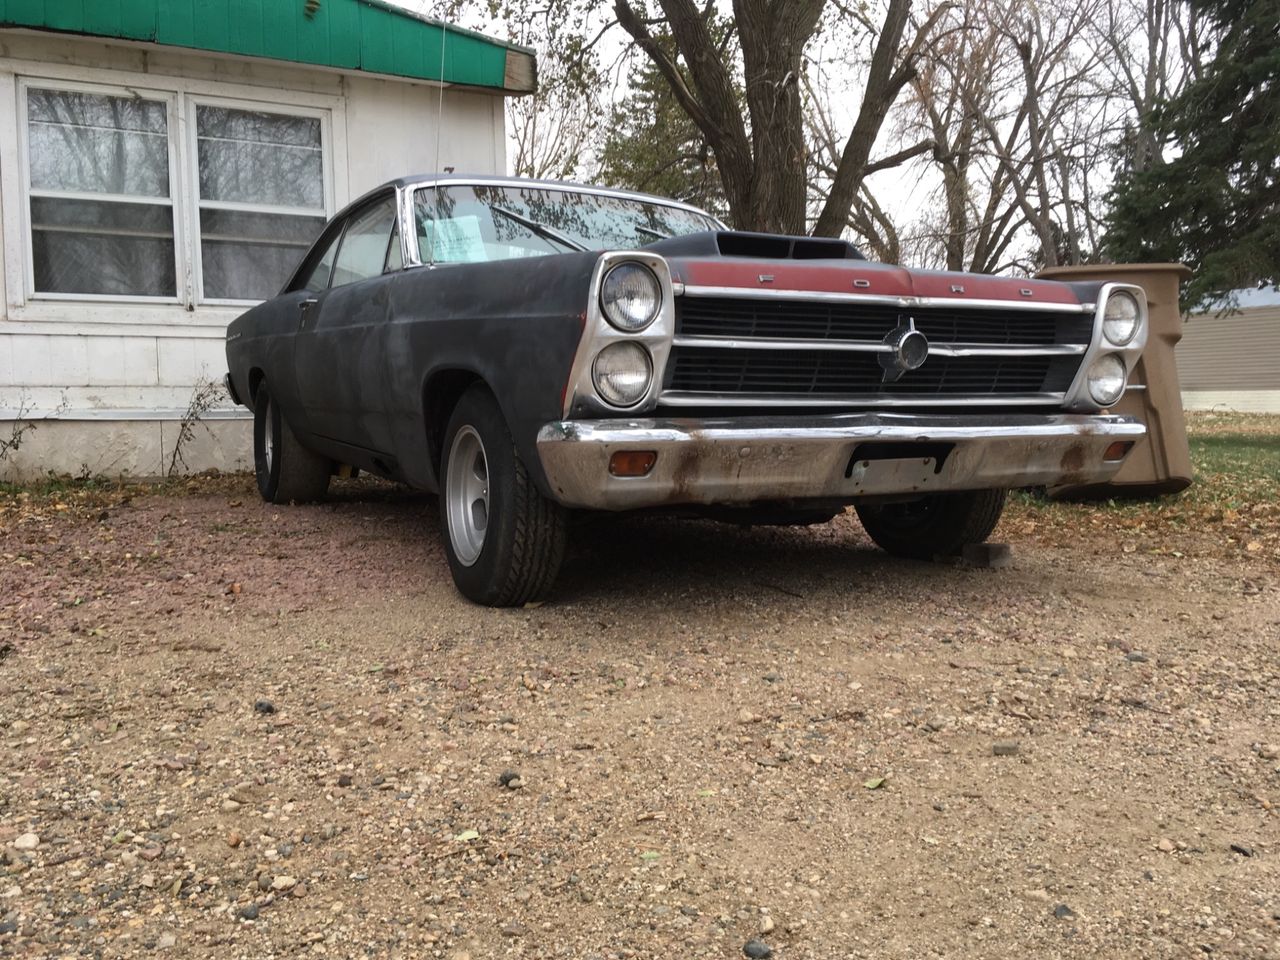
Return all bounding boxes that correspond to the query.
[1087,353,1127,407]
[1103,290,1141,345]
[592,341,652,407]
[601,263,661,332]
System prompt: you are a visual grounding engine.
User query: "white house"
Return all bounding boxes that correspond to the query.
[1179,287,1280,414]
[0,0,533,480]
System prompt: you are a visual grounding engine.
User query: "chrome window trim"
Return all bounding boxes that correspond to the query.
[671,335,1086,358]
[679,284,1096,314]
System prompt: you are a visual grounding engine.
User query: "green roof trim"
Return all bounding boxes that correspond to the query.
[0,0,536,95]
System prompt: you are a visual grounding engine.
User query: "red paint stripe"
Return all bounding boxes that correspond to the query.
[910,273,1079,304]
[675,260,913,296]
[669,259,1082,306]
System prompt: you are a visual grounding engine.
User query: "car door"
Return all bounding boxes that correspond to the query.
[293,192,402,460]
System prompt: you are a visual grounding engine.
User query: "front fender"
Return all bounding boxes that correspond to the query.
[382,255,601,494]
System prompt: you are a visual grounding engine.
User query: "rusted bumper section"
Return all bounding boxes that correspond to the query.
[535,413,1147,510]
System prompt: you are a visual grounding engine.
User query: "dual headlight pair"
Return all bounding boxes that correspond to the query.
[592,263,662,407]
[1085,289,1142,407]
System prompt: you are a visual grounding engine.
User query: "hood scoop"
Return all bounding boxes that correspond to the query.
[647,230,866,261]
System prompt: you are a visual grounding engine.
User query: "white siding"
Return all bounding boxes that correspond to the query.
[1182,390,1280,413]
[343,75,504,191]
[1177,305,1280,413]
[0,28,509,477]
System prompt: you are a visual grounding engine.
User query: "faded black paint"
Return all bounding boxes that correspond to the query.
[226,247,595,496]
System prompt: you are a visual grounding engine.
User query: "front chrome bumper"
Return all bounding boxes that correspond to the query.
[536,412,1146,510]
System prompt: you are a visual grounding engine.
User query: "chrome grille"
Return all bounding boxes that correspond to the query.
[662,292,1092,408]
[677,296,1093,346]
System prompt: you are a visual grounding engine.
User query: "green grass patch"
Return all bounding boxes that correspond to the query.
[1187,433,1280,507]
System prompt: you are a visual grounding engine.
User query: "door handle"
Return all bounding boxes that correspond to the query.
[298,298,318,329]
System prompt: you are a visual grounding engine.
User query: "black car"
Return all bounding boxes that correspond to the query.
[225,175,1147,605]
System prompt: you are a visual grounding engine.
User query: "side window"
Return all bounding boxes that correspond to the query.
[300,226,342,291]
[331,195,397,287]
[385,221,403,273]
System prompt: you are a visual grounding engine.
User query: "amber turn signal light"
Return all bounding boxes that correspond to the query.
[1103,441,1135,461]
[609,450,657,477]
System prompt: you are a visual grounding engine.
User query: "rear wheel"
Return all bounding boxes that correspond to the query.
[855,489,1006,560]
[439,385,567,606]
[253,382,331,504]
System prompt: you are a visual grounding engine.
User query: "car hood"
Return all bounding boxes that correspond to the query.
[646,230,1087,308]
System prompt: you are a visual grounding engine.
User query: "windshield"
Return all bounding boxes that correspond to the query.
[413,183,720,264]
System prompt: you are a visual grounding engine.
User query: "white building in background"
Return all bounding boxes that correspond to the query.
[0,0,534,480]
[1179,287,1280,414]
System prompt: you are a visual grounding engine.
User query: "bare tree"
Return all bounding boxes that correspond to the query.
[509,82,602,179]
[1085,0,1206,174]
[886,0,1126,272]
[613,0,951,235]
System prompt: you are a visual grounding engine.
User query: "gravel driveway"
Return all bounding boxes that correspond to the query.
[2,479,1278,959]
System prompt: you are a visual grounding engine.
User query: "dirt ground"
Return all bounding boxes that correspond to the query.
[2,443,1279,958]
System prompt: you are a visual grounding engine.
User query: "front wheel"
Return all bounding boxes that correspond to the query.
[855,489,1006,560]
[253,381,331,504]
[439,385,567,606]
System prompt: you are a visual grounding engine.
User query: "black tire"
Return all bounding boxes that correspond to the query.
[439,385,567,606]
[855,489,1006,560]
[253,382,331,504]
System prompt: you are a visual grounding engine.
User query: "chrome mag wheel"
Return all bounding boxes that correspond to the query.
[263,397,275,475]
[446,425,490,566]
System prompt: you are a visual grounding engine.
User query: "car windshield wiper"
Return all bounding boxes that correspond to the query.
[490,205,586,252]
[635,225,670,241]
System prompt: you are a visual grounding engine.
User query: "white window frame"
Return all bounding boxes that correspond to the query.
[185,94,335,307]
[16,76,185,305]
[2,63,345,330]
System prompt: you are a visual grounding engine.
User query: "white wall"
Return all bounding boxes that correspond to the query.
[1182,391,1280,414]
[0,29,507,478]
[1177,304,1280,414]
[343,74,504,191]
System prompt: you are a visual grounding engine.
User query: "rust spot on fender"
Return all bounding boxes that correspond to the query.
[1059,443,1086,475]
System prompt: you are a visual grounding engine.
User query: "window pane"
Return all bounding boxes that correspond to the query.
[31,196,175,296]
[28,89,170,197]
[301,229,342,292]
[197,106,323,209]
[199,209,326,300]
[413,185,720,265]
[385,222,403,273]
[331,198,396,287]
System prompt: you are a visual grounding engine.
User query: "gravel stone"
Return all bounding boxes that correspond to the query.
[2,463,1277,957]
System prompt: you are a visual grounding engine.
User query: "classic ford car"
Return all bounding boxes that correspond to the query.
[225,175,1147,606]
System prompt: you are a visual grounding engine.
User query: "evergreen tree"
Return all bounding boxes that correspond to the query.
[596,45,730,220]
[1105,0,1279,306]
